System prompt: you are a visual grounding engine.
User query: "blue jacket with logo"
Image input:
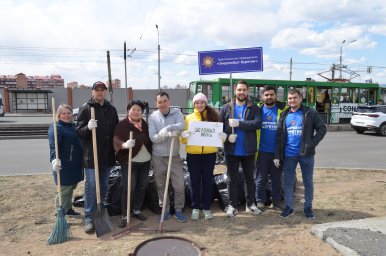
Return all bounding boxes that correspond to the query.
[220,99,262,156]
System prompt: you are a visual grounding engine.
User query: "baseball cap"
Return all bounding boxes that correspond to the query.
[92,81,107,90]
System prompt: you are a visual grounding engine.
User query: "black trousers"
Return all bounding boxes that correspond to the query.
[226,154,256,208]
[120,161,150,216]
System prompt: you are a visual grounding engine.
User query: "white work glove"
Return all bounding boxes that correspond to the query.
[228,134,237,143]
[229,119,240,128]
[87,119,98,130]
[167,130,180,137]
[51,159,62,173]
[181,131,192,139]
[218,132,227,143]
[122,139,135,149]
[273,159,280,168]
[157,128,168,141]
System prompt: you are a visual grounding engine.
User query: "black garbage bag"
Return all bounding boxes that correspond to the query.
[73,194,84,208]
[214,173,228,211]
[145,169,162,214]
[105,165,122,216]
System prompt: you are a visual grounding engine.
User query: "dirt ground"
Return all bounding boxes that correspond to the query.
[1,168,386,256]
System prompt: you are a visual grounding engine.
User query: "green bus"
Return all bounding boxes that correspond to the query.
[188,78,380,124]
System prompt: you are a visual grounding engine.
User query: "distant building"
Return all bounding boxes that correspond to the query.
[106,79,121,88]
[67,81,79,89]
[0,73,64,88]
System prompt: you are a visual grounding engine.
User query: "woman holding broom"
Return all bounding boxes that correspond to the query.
[48,104,83,218]
[114,100,152,228]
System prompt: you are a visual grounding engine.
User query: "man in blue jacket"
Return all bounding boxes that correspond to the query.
[274,89,326,220]
[220,80,262,218]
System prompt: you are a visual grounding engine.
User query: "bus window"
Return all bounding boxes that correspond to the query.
[201,84,213,104]
[316,88,330,113]
[369,90,376,105]
[277,86,285,101]
[255,85,264,102]
[347,88,358,103]
[332,88,340,104]
[221,83,231,104]
[248,86,255,103]
[340,87,358,103]
[359,88,368,104]
[307,87,315,106]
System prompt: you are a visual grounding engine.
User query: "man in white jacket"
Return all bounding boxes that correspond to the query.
[148,91,187,223]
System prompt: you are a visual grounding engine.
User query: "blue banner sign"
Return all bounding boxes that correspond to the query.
[198,47,263,75]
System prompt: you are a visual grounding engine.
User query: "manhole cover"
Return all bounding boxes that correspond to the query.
[131,236,205,256]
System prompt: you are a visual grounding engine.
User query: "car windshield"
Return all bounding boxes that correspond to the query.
[357,106,386,113]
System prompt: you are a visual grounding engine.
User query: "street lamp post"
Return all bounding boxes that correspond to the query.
[156,24,161,91]
[339,39,357,79]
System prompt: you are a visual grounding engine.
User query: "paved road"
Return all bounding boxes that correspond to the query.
[0,131,385,176]
[316,130,386,169]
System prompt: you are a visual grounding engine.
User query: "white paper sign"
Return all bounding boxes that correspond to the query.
[187,121,223,147]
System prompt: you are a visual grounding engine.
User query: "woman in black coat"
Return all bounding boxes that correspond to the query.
[48,104,83,217]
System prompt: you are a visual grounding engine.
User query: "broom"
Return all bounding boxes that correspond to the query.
[47,97,72,245]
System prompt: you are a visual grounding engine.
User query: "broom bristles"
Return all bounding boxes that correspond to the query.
[47,208,72,245]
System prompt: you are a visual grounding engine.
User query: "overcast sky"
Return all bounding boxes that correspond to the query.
[1,0,386,89]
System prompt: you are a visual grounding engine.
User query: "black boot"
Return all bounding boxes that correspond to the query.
[119,216,127,228]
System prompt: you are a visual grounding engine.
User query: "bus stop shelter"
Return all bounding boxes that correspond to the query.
[9,89,52,113]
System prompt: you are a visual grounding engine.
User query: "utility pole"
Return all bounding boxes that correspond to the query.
[289,57,293,81]
[107,51,113,104]
[124,41,128,108]
[156,24,161,91]
[339,39,357,79]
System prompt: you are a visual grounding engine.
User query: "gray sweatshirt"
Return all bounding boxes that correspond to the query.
[148,107,185,157]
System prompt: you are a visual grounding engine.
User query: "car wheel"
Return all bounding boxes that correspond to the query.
[377,123,386,136]
[354,128,365,134]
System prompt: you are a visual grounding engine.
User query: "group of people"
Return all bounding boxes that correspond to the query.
[48,79,327,235]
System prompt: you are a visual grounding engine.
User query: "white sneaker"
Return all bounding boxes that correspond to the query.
[225,205,238,218]
[246,203,262,215]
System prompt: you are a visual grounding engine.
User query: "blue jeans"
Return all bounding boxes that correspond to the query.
[84,167,112,222]
[283,155,314,209]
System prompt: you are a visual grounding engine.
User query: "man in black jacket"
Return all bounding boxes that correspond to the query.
[220,80,262,218]
[76,81,119,233]
[274,89,326,220]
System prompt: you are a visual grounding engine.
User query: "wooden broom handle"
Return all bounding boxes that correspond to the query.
[127,131,133,224]
[51,97,62,207]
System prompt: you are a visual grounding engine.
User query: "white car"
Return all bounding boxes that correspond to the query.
[0,104,4,117]
[350,105,386,136]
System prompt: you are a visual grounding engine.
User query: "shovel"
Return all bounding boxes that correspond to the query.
[90,107,113,237]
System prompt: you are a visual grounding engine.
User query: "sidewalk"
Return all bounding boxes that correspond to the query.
[312,217,386,256]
